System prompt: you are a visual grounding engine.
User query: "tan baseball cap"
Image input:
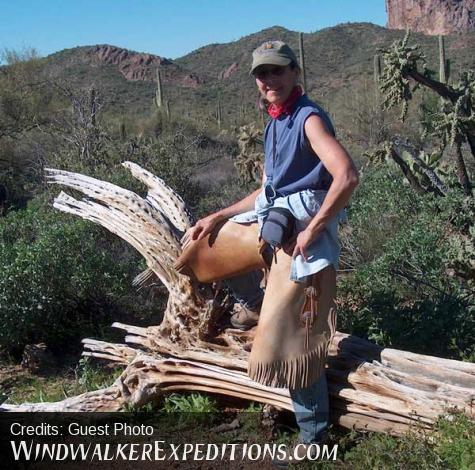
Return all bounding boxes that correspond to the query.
[250,40,298,75]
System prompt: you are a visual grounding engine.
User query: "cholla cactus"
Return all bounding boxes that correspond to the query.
[365,139,448,196]
[445,71,475,146]
[234,123,264,183]
[364,141,392,166]
[378,31,426,120]
[376,32,475,195]
[426,71,474,149]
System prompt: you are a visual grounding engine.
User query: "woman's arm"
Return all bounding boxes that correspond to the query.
[182,172,266,244]
[291,114,359,259]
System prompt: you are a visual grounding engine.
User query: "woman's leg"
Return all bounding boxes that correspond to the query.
[288,266,334,442]
[225,270,264,310]
[289,372,329,443]
[225,270,264,330]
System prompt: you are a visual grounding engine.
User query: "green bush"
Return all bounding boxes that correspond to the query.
[434,413,475,470]
[74,357,122,392]
[46,122,233,217]
[339,166,475,359]
[0,201,141,356]
[0,117,243,357]
[162,392,218,414]
[343,413,475,470]
[343,432,440,469]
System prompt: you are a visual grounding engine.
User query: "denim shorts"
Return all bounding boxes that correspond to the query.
[230,188,345,282]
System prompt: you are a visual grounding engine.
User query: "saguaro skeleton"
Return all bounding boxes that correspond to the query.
[2,162,474,436]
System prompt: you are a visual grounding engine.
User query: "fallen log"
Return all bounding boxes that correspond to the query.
[2,163,473,437]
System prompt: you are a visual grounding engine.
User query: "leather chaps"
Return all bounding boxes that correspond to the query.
[175,220,336,390]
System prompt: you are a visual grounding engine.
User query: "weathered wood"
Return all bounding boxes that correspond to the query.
[2,163,473,438]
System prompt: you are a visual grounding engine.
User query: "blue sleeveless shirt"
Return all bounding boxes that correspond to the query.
[230,94,344,281]
[264,95,335,196]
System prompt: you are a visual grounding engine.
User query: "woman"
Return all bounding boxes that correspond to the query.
[182,40,358,464]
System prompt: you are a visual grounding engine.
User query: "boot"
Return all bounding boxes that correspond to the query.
[229,302,260,330]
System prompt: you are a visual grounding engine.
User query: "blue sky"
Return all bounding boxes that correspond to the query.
[0,0,387,60]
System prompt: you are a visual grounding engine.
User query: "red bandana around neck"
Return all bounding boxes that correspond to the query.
[267,86,303,119]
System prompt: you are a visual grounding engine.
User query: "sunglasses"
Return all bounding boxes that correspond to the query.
[253,65,287,80]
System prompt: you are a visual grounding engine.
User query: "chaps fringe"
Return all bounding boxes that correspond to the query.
[248,308,337,389]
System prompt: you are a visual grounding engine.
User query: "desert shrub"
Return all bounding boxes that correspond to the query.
[339,166,475,359]
[162,393,218,414]
[0,137,33,213]
[74,357,123,392]
[0,49,57,214]
[433,413,475,470]
[343,413,475,470]
[0,201,145,356]
[342,164,423,266]
[0,48,54,137]
[0,111,242,357]
[161,392,219,426]
[46,117,238,216]
[343,432,439,469]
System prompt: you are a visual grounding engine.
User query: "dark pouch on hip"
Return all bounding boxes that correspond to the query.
[260,207,295,249]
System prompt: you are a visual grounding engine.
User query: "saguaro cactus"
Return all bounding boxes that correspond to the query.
[298,32,307,92]
[216,94,222,129]
[374,54,382,102]
[89,87,97,127]
[374,54,382,84]
[154,69,163,109]
[165,100,171,120]
[119,122,126,141]
[438,35,447,84]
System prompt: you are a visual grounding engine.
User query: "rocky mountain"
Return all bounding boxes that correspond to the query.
[44,44,201,90]
[386,0,475,35]
[91,45,171,81]
[38,23,475,120]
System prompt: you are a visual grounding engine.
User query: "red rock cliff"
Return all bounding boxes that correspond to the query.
[386,0,475,35]
[88,45,201,87]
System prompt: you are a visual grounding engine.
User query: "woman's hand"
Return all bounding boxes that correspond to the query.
[181,213,224,248]
[180,187,263,249]
[289,227,319,261]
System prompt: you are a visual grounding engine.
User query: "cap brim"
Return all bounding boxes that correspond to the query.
[249,56,292,75]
